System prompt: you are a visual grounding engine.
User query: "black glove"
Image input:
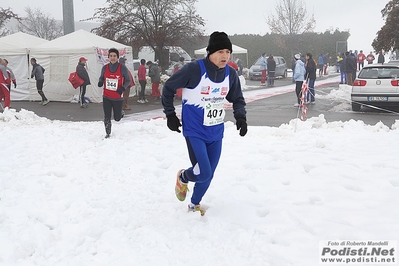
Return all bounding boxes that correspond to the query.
[116,87,124,95]
[166,112,182,133]
[98,81,103,87]
[13,82,16,88]
[236,116,247,137]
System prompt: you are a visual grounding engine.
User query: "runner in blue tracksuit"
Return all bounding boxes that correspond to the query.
[162,31,247,214]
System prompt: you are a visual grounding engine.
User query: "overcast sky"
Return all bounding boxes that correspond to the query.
[6,0,388,53]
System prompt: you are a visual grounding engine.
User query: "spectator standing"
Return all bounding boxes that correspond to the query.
[118,57,135,110]
[357,50,366,70]
[76,57,91,108]
[345,51,357,85]
[323,53,329,75]
[266,54,276,87]
[30,58,49,105]
[137,59,147,104]
[97,48,131,138]
[317,54,324,77]
[147,61,161,100]
[305,53,317,104]
[339,53,347,84]
[260,53,267,85]
[236,58,243,76]
[0,58,10,108]
[161,31,247,215]
[366,51,375,64]
[377,51,385,64]
[293,54,306,107]
[2,59,16,91]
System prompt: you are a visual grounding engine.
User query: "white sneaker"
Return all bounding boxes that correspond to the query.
[294,103,299,107]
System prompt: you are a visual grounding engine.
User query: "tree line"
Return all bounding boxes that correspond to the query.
[178,30,350,68]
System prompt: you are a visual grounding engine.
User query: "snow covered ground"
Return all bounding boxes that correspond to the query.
[0,83,398,265]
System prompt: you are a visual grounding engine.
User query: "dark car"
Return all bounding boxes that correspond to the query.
[249,56,288,80]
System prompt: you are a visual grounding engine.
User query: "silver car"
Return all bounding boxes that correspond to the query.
[351,64,399,111]
[248,56,288,80]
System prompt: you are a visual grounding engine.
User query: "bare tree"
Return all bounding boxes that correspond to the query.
[90,0,205,70]
[268,0,315,35]
[0,8,20,37]
[267,0,315,57]
[18,7,63,40]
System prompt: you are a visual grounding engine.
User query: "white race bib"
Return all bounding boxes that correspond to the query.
[203,102,225,126]
[106,78,118,91]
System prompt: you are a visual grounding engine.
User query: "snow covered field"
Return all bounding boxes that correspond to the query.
[0,86,398,265]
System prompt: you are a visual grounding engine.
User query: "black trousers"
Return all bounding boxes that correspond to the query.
[103,97,123,134]
[295,81,303,104]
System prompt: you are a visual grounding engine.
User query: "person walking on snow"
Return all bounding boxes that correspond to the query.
[162,31,247,215]
[98,48,131,138]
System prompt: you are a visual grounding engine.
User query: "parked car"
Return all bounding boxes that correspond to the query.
[351,64,399,111]
[248,56,288,80]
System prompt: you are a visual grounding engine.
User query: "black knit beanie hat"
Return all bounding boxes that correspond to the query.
[108,48,119,58]
[206,31,232,55]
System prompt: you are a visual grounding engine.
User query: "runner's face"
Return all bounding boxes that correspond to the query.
[209,49,231,69]
[109,52,118,64]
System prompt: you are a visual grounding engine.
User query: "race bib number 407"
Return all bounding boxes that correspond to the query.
[204,102,225,126]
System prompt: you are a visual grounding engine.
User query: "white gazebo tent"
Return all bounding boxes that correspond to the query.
[194,44,248,66]
[0,32,48,100]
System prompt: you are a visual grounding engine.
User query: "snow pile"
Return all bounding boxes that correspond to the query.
[0,109,398,265]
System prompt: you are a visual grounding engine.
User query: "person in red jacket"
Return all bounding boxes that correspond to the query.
[357,50,366,70]
[137,59,148,103]
[0,58,11,109]
[98,48,131,138]
[3,59,16,90]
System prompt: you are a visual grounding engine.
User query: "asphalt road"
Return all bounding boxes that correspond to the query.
[5,74,399,128]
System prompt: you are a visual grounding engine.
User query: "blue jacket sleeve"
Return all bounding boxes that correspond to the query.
[162,62,201,116]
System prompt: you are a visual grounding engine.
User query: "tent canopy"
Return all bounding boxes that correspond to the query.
[30,29,129,55]
[0,32,48,100]
[194,44,248,65]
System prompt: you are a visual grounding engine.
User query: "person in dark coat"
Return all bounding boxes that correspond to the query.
[267,55,276,87]
[377,51,385,64]
[76,57,91,108]
[345,52,357,85]
[305,53,317,103]
[30,58,49,105]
